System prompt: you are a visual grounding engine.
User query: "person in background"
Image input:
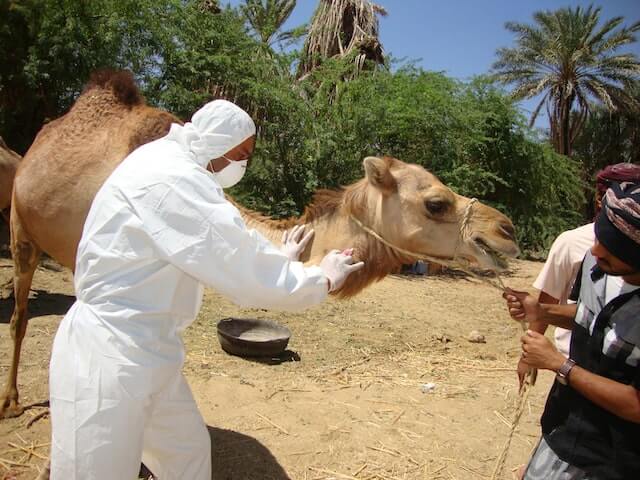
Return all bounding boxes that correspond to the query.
[48,99,364,480]
[518,163,640,387]
[504,181,640,480]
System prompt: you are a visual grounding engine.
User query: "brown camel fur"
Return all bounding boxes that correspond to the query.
[0,136,21,221]
[0,70,518,419]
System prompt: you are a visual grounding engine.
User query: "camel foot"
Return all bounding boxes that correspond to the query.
[0,395,25,419]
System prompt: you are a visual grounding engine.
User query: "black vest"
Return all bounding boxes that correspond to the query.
[541,256,640,480]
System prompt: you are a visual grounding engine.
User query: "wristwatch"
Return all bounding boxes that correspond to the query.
[556,358,576,386]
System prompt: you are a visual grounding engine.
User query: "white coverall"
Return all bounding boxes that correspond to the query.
[49,101,329,479]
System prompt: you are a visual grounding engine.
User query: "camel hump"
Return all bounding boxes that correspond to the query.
[82,69,143,107]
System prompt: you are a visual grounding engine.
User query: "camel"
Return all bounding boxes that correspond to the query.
[1,70,519,419]
[0,136,21,221]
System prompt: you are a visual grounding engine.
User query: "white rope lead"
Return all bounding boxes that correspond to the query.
[349,198,535,479]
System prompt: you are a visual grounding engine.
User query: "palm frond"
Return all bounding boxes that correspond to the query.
[492,4,640,154]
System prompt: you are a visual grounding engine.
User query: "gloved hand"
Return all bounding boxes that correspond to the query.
[281,224,314,261]
[319,248,365,292]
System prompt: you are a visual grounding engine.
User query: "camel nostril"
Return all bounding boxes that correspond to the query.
[499,222,516,241]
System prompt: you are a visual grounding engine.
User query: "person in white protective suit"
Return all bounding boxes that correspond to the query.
[48,99,364,480]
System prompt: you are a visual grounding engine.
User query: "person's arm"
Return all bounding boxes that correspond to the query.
[538,302,578,330]
[139,172,334,311]
[503,289,577,330]
[521,331,640,423]
[530,291,559,333]
[568,366,640,423]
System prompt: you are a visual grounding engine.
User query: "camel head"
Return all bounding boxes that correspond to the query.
[345,156,519,273]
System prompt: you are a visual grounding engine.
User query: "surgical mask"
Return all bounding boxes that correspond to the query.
[210,157,248,189]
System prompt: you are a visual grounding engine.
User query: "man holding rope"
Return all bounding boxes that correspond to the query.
[519,163,640,386]
[503,181,640,480]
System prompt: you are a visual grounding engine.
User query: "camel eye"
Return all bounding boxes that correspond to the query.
[425,199,447,215]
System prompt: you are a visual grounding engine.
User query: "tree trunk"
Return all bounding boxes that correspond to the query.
[560,94,575,157]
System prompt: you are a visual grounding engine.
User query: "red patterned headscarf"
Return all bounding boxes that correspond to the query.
[594,181,640,270]
[596,163,640,196]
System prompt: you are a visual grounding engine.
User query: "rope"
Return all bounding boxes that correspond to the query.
[489,320,536,480]
[349,199,536,479]
[348,198,506,292]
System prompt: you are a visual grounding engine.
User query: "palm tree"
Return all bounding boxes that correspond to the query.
[493,5,640,156]
[240,0,304,48]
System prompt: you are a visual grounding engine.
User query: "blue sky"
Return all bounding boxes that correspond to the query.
[225,0,640,128]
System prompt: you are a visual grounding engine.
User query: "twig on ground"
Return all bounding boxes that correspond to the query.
[307,466,359,479]
[330,357,371,375]
[255,413,289,435]
[353,463,367,476]
[6,442,47,461]
[391,409,405,424]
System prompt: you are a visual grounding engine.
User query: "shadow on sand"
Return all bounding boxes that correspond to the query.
[0,289,75,324]
[23,425,292,480]
[235,349,301,366]
[208,426,291,480]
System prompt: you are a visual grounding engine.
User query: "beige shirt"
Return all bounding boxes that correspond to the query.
[533,223,595,355]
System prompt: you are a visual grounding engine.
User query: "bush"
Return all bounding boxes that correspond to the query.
[1,0,585,254]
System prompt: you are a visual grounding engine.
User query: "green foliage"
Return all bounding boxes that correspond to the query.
[0,0,170,153]
[288,66,584,254]
[573,86,640,175]
[0,0,586,254]
[240,0,305,48]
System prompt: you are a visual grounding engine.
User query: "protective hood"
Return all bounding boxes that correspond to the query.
[165,99,256,168]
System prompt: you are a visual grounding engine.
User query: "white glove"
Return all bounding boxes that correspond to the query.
[281,224,315,261]
[319,248,365,292]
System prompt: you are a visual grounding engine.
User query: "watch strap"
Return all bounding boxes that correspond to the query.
[556,358,576,385]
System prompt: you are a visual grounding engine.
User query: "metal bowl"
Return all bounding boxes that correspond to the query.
[216,318,291,357]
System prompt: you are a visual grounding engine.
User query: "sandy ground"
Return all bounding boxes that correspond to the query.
[0,257,555,480]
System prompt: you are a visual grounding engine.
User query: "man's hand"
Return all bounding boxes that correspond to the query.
[521,330,565,372]
[502,288,542,323]
[281,224,314,261]
[516,357,535,390]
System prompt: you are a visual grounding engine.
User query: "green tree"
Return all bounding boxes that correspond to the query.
[493,4,640,156]
[571,83,640,217]
[240,0,305,48]
[0,0,171,154]
[573,83,640,171]
[300,66,584,253]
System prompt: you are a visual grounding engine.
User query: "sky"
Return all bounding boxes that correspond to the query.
[225,0,640,128]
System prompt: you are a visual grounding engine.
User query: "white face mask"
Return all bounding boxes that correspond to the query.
[210,158,248,189]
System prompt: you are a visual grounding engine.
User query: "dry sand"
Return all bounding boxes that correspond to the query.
[0,258,554,480]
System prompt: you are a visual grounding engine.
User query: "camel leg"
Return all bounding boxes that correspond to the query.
[0,212,41,419]
[1,210,12,298]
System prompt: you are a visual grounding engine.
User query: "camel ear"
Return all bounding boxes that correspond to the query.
[363,156,397,195]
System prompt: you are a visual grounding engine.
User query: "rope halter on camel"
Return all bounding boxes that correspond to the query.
[348,197,505,291]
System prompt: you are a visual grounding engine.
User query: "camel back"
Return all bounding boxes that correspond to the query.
[12,71,180,268]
